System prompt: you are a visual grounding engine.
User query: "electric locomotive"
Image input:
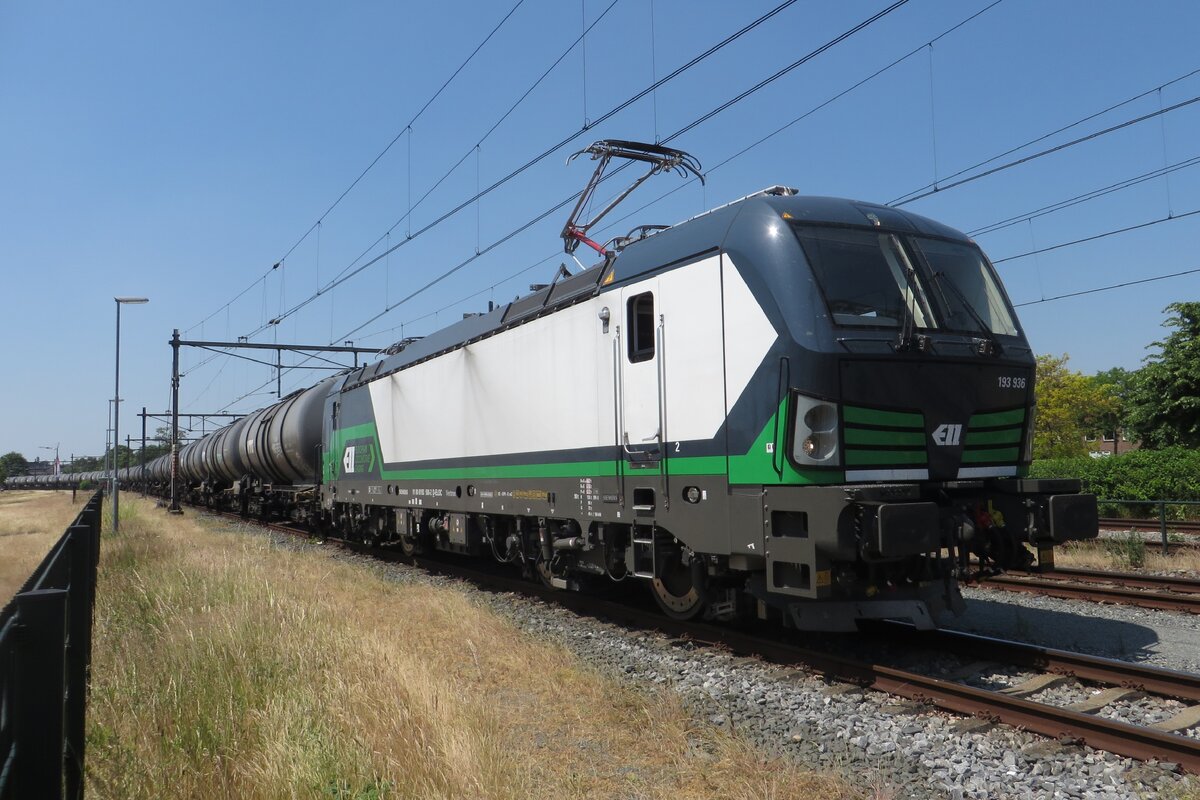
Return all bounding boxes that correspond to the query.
[139,141,1099,631]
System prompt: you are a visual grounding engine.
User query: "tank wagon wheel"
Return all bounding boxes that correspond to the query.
[650,547,709,621]
[398,532,421,557]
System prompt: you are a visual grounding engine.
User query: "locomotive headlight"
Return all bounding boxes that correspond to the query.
[804,403,838,432]
[802,432,837,460]
[792,394,840,466]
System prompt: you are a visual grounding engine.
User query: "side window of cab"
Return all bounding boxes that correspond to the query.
[627,292,655,363]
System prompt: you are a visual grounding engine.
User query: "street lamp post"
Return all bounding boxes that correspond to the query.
[40,443,60,476]
[104,400,114,479]
[113,296,149,533]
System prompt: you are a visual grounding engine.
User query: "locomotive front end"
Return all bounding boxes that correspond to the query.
[726,196,1098,630]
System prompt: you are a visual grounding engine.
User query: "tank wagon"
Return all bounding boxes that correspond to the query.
[2,473,86,489]
[127,178,1097,630]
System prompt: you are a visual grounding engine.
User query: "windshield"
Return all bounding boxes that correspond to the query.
[792,225,1018,336]
[792,227,932,328]
[912,237,1018,336]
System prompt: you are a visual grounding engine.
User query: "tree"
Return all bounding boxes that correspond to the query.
[1033,354,1118,459]
[0,451,29,482]
[103,444,135,470]
[66,455,103,474]
[1091,366,1139,441]
[1126,301,1200,448]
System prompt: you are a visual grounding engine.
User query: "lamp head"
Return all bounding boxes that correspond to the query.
[115,296,150,304]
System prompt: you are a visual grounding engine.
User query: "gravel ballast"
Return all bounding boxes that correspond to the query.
[227,519,1197,799]
[954,585,1200,676]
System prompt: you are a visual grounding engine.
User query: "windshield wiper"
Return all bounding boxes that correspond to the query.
[930,271,1002,356]
[892,263,931,353]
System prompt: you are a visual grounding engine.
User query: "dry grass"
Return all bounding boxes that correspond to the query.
[0,489,89,604]
[86,497,860,799]
[1050,536,1200,575]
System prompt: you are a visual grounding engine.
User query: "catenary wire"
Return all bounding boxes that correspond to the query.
[320,0,623,291]
[238,7,1196,400]
[968,154,1200,237]
[355,250,563,344]
[330,0,913,347]
[215,0,907,410]
[891,93,1200,207]
[583,0,1005,240]
[1013,267,1200,307]
[889,66,1200,205]
[183,0,525,337]
[182,0,622,389]
[991,208,1200,264]
[234,0,804,341]
[586,55,1200,252]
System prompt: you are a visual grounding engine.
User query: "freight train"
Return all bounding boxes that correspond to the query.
[6,149,1099,630]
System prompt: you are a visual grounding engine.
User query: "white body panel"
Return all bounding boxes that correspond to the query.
[657,257,727,453]
[369,301,610,464]
[721,254,781,416]
[368,254,763,466]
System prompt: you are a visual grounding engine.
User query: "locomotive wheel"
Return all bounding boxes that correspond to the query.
[535,558,556,589]
[650,549,708,620]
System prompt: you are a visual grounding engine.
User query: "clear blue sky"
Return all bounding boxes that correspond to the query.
[3,0,1199,463]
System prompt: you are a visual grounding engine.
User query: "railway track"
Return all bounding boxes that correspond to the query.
[979,567,1200,615]
[205,508,1200,773]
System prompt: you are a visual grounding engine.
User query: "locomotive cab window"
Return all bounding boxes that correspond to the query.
[627,292,655,362]
[792,224,1019,337]
[792,226,932,329]
[910,237,1019,336]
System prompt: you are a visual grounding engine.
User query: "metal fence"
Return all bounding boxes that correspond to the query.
[0,489,103,800]
[1098,498,1200,555]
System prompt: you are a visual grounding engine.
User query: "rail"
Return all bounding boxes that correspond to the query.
[0,489,103,800]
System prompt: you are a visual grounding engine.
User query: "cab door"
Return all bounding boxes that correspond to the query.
[618,280,663,472]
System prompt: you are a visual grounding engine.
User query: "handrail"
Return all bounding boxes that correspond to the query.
[656,315,669,511]
[613,331,625,506]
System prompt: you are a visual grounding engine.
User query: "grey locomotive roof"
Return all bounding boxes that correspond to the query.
[600,191,970,287]
[356,191,971,389]
[768,193,968,239]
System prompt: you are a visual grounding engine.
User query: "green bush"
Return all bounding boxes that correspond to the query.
[1103,531,1147,568]
[1029,447,1200,518]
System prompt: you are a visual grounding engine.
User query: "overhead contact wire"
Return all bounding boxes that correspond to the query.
[331,0,913,346]
[1014,267,1200,307]
[219,0,895,405]
[224,0,979,407]
[274,0,526,265]
[185,0,525,337]
[240,0,623,336]
[242,0,802,339]
[991,208,1200,264]
[968,154,1200,237]
[891,91,1200,207]
[588,1,1004,240]
[889,66,1200,205]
